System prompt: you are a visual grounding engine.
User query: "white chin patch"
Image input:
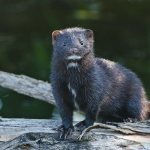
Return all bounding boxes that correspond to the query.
[67,62,78,69]
[67,55,81,60]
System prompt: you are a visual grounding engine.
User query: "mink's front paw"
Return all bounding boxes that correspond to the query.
[57,125,74,140]
[74,120,86,131]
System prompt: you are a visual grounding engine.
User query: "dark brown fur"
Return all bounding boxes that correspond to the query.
[51,27,150,139]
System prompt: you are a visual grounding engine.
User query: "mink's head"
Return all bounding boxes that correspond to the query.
[52,27,94,66]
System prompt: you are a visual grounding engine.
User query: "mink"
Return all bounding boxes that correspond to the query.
[50,27,150,139]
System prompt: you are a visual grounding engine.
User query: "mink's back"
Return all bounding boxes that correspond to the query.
[96,58,143,89]
[95,58,148,120]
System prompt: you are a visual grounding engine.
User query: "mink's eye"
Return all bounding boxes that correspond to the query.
[79,39,84,46]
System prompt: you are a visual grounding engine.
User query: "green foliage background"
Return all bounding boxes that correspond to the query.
[0,0,150,118]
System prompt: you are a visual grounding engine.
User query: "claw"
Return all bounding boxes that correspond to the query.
[58,125,74,140]
[65,127,73,139]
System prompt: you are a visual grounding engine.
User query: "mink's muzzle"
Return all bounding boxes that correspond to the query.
[65,54,82,64]
[65,57,82,69]
[65,51,91,65]
[67,59,81,63]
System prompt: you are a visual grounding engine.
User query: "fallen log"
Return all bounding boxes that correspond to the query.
[0,118,150,150]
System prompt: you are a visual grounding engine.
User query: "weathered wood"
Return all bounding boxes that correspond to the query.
[0,118,150,150]
[0,71,55,105]
[78,121,150,141]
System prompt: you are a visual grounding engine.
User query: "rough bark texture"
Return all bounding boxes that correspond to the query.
[0,118,150,150]
[0,71,55,105]
[0,71,150,149]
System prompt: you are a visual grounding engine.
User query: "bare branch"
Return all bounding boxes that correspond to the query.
[0,71,55,105]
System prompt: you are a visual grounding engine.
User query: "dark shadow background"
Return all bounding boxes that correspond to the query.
[0,0,150,118]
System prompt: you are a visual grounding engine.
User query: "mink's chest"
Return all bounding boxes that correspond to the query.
[66,69,84,88]
[66,70,86,110]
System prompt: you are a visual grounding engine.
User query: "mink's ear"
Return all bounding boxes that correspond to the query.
[85,29,93,39]
[52,30,61,44]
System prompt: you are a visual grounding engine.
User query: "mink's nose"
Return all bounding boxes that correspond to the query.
[66,48,81,61]
[70,48,79,55]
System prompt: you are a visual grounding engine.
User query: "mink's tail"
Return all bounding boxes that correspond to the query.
[142,100,150,120]
[147,101,150,119]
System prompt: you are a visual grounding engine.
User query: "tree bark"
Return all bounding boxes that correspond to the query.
[0,71,55,105]
[0,118,150,150]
